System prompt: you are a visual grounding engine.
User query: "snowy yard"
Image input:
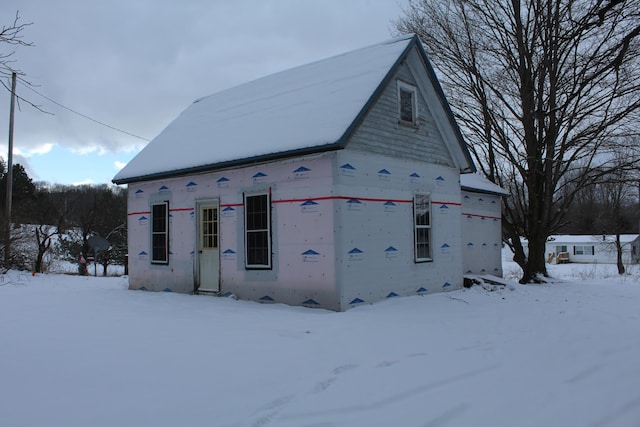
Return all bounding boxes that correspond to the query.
[2,259,640,427]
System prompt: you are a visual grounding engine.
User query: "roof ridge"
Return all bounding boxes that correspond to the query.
[193,34,417,105]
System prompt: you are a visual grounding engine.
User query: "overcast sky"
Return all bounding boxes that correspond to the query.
[0,0,408,185]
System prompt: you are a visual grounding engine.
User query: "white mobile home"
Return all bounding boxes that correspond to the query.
[546,235,640,265]
[113,35,506,311]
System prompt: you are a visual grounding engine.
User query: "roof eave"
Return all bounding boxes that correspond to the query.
[460,185,510,197]
[112,142,343,185]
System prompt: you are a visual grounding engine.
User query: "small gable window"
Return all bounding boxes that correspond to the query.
[398,81,417,125]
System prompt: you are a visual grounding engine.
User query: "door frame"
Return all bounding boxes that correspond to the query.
[195,199,221,293]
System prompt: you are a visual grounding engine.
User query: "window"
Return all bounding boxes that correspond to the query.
[555,245,567,255]
[244,192,271,268]
[151,202,169,264]
[574,245,594,256]
[414,193,432,262]
[201,207,218,249]
[398,81,417,124]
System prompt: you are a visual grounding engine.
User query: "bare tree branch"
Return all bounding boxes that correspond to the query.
[394,0,640,283]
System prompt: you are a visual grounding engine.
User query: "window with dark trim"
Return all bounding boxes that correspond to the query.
[151,201,169,264]
[244,192,271,268]
[414,193,432,262]
[398,81,417,124]
[573,245,594,255]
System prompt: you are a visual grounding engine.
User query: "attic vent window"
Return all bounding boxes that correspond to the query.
[398,81,417,125]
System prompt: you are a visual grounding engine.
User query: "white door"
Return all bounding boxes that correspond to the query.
[198,202,220,292]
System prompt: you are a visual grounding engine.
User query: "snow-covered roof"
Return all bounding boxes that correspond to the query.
[547,235,640,244]
[460,173,509,196]
[114,35,473,184]
[114,36,413,183]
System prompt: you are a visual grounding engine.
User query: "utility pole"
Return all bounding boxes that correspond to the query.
[4,72,17,269]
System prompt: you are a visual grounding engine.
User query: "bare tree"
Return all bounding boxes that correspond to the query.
[1,11,32,79]
[592,145,640,274]
[395,0,640,282]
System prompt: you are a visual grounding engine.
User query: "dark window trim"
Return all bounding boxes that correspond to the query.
[398,80,418,125]
[151,201,169,264]
[244,190,272,269]
[413,193,432,263]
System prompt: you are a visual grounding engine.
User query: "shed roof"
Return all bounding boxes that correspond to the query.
[547,235,640,244]
[114,35,474,184]
[460,173,509,196]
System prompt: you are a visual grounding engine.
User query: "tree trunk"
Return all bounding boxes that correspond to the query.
[35,248,44,273]
[521,233,549,283]
[616,234,626,275]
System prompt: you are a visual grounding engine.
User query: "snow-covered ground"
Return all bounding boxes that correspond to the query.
[2,256,640,427]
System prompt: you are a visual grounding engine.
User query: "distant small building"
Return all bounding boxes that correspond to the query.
[546,235,640,265]
[113,35,507,311]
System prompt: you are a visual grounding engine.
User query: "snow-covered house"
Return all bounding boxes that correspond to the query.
[546,235,640,265]
[113,35,506,311]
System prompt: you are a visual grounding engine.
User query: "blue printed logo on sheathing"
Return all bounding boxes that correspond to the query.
[378,168,391,175]
[417,287,428,293]
[259,295,275,302]
[386,292,399,298]
[221,206,236,218]
[442,282,452,288]
[384,201,397,212]
[385,246,398,259]
[349,298,365,304]
[302,249,320,262]
[252,172,267,183]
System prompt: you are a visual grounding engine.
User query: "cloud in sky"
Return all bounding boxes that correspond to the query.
[0,0,408,184]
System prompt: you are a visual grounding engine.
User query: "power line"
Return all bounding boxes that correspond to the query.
[16,80,151,142]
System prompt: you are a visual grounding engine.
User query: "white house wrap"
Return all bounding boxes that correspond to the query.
[114,35,507,311]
